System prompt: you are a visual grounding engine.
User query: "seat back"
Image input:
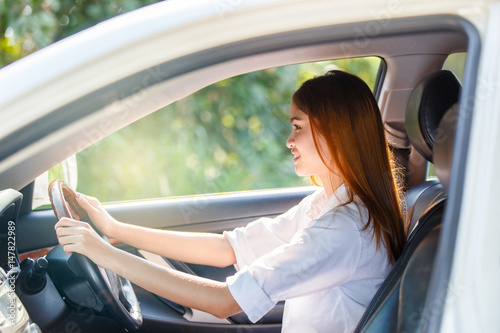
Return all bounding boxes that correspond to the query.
[356,198,445,332]
[404,179,445,234]
[355,70,461,333]
[402,70,459,232]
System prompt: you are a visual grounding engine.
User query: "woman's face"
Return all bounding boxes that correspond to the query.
[286,102,331,180]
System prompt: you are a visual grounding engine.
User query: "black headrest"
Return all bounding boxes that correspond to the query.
[433,103,458,192]
[406,70,461,162]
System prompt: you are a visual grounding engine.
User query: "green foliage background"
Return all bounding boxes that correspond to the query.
[76,59,381,202]
[1,0,381,203]
[0,0,159,67]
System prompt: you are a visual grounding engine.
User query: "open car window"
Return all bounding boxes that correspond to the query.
[33,57,382,207]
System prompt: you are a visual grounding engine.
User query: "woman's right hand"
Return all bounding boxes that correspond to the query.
[70,193,121,238]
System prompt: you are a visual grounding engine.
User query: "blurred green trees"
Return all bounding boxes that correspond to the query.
[0,0,159,67]
[76,58,381,201]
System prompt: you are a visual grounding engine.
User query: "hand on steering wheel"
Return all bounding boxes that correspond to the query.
[48,180,142,332]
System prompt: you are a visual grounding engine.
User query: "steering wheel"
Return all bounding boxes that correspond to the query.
[48,180,142,331]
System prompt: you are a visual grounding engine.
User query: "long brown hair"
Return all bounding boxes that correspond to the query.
[292,70,405,263]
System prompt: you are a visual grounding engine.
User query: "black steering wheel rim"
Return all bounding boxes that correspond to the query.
[49,179,142,331]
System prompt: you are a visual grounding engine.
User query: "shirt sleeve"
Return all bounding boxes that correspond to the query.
[226,205,363,323]
[224,195,309,269]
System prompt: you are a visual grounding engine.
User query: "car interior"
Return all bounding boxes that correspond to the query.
[0,10,479,333]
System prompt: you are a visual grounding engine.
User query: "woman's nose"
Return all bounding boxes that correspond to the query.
[286,133,294,148]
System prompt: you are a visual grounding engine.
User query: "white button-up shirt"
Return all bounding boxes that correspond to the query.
[224,184,392,332]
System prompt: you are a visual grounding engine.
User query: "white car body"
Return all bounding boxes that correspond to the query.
[0,0,499,332]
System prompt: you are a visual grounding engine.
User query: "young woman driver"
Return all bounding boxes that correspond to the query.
[55,70,406,332]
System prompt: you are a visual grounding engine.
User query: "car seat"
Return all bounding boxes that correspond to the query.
[403,70,460,232]
[354,70,461,332]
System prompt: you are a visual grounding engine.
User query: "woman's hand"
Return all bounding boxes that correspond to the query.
[70,193,121,238]
[54,218,116,267]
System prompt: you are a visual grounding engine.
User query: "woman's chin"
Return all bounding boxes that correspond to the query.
[294,169,309,177]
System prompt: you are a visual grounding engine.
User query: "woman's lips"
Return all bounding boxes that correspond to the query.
[293,155,300,163]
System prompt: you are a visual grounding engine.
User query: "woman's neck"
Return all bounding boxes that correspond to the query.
[320,173,344,198]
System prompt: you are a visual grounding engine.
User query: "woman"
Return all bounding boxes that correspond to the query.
[55,70,406,332]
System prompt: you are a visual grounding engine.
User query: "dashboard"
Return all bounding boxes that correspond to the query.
[0,189,40,332]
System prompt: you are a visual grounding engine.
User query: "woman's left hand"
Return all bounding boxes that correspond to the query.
[55,217,115,267]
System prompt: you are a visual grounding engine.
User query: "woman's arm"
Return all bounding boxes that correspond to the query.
[112,224,236,268]
[73,193,236,268]
[54,218,242,319]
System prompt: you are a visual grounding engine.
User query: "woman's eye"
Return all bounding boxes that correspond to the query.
[293,124,301,130]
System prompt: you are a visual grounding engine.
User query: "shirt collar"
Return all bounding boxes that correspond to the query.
[305,183,351,220]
